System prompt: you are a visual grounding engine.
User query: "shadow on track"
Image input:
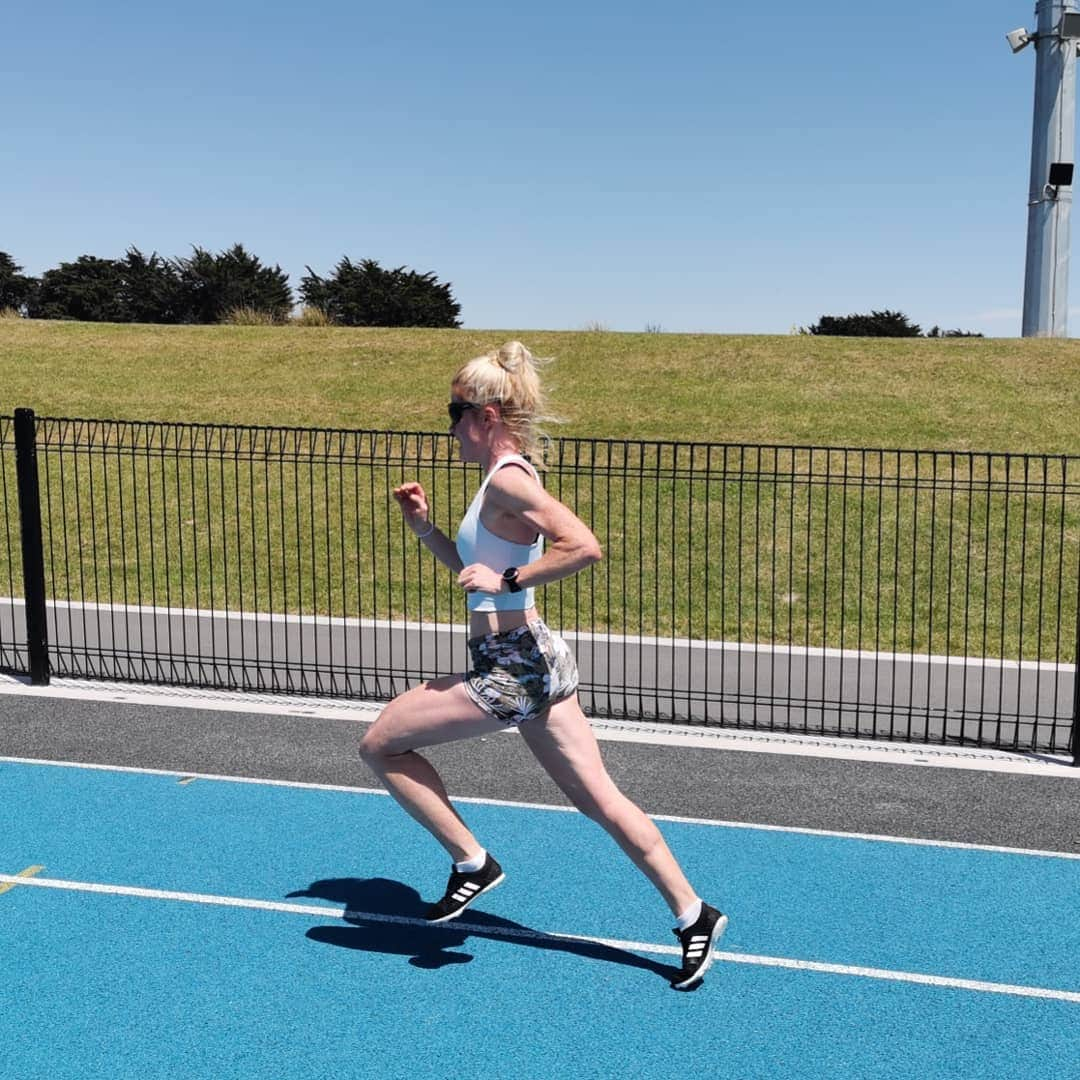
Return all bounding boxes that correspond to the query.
[288,877,681,984]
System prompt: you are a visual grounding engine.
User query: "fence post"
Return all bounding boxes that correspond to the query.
[14,408,49,685]
[1072,584,1080,767]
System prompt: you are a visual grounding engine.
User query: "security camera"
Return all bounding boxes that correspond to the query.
[1007,27,1032,52]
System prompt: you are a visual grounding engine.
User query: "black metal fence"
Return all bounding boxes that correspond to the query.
[1,408,1077,761]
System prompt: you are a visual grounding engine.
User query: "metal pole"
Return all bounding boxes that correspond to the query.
[14,408,50,685]
[1022,1,1078,337]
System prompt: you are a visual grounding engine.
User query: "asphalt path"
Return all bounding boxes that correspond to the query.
[1,688,1077,854]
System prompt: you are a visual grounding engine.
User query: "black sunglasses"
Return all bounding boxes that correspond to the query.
[447,401,480,426]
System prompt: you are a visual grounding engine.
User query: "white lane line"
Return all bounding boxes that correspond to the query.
[2,873,1077,1005]
[2,753,1079,862]
[2,673,1074,777]
[0,674,382,721]
[589,718,1080,777]
[711,951,1080,1003]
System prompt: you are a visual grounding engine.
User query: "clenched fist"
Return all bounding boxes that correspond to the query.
[393,482,431,534]
[457,563,504,594]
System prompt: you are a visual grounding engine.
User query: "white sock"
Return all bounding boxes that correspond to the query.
[454,848,487,873]
[675,899,702,930]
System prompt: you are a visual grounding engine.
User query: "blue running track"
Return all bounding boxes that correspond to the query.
[1,758,1078,1079]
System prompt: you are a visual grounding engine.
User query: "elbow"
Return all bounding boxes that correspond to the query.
[558,531,602,568]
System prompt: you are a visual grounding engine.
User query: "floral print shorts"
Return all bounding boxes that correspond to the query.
[463,619,580,726]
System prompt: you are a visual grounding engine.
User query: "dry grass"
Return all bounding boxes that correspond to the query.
[291,305,334,327]
[221,306,280,326]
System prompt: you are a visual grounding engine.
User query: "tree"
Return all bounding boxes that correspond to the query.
[805,310,922,337]
[0,253,38,314]
[117,247,185,324]
[27,256,127,322]
[300,257,461,328]
[172,244,293,323]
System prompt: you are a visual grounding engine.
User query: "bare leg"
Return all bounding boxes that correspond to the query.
[518,694,698,917]
[359,675,506,862]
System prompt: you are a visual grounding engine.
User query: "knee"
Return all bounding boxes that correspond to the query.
[358,727,381,764]
[358,707,405,763]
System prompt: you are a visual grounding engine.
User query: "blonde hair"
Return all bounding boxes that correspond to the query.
[452,341,558,464]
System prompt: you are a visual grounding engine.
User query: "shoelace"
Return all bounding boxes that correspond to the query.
[674,928,693,948]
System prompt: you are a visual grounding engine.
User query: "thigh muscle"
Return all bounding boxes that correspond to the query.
[517,694,620,813]
[362,675,507,756]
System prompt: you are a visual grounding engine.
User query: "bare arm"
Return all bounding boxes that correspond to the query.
[392,482,464,573]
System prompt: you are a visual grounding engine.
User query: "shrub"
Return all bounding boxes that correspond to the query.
[300,257,461,328]
[926,325,983,338]
[805,310,922,337]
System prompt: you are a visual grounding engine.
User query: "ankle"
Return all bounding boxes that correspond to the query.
[675,898,702,930]
[453,848,487,873]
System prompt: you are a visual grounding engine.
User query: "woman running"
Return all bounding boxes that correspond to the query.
[359,341,726,990]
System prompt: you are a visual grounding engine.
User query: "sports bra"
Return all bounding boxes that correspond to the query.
[456,454,543,612]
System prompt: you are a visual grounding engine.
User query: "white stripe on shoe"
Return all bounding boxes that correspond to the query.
[426,872,506,924]
[672,914,729,990]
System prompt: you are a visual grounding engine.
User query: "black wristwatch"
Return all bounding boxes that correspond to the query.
[502,567,522,593]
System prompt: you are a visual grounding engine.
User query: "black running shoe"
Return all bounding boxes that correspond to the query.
[671,903,728,990]
[425,854,505,923]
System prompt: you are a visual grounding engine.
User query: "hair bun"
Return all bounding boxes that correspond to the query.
[494,340,532,373]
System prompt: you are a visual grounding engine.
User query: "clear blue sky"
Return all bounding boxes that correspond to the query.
[1,1,1060,336]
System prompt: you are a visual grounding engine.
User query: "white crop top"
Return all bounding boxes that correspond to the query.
[456,455,543,612]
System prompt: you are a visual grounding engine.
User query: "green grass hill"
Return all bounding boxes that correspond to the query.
[1,320,1077,454]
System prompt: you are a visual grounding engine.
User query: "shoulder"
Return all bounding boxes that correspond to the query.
[485,461,543,508]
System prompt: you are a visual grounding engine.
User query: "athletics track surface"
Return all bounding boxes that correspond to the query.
[1,752,1078,1080]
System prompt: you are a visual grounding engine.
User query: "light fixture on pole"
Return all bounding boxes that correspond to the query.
[1007,26,1033,52]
